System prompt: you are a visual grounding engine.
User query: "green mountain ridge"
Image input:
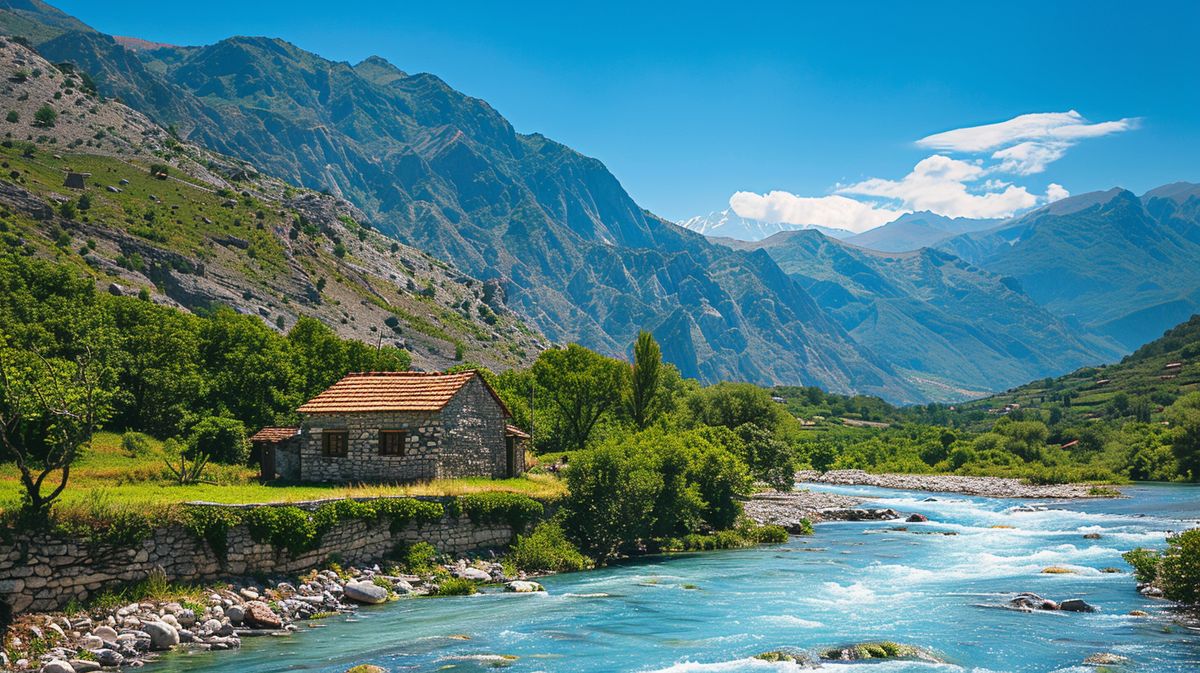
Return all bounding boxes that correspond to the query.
[723,230,1123,401]
[936,185,1200,350]
[0,2,922,401]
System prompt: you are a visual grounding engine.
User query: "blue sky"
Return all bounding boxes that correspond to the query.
[55,0,1200,226]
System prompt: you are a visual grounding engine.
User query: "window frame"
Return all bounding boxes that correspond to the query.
[321,430,348,458]
[378,429,407,457]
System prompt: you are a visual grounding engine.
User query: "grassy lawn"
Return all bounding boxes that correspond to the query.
[0,432,565,517]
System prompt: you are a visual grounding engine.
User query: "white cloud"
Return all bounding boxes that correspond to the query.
[716,110,1135,233]
[836,155,1037,219]
[918,110,1138,175]
[728,191,904,233]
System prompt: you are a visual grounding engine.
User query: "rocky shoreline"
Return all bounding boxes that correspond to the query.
[744,489,900,531]
[3,559,544,673]
[797,469,1119,499]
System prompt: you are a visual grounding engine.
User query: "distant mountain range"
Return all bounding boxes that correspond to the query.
[679,209,855,242]
[723,231,1122,399]
[936,184,1200,350]
[5,1,1199,403]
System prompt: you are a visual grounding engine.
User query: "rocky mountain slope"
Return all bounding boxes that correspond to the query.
[725,230,1122,400]
[0,36,544,372]
[0,2,921,400]
[936,185,1200,350]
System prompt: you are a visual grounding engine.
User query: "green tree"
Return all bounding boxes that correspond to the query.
[1167,392,1200,480]
[33,105,56,127]
[197,308,298,431]
[563,443,662,563]
[533,344,626,452]
[1158,529,1200,604]
[626,330,663,429]
[188,415,250,465]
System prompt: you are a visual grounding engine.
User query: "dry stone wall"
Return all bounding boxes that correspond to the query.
[0,500,514,615]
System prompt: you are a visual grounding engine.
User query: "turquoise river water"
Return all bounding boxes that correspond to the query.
[155,483,1200,673]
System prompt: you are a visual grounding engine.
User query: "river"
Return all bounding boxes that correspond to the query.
[154,483,1200,673]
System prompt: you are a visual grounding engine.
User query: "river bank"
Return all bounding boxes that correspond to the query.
[798,469,1120,498]
[3,558,545,672]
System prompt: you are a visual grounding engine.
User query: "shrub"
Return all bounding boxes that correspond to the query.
[753,523,793,542]
[149,163,170,179]
[1158,529,1200,604]
[395,540,438,574]
[435,577,477,596]
[182,505,244,558]
[188,416,249,464]
[5,110,17,123]
[507,519,589,573]
[244,505,318,555]
[454,492,543,532]
[33,105,56,127]
[374,498,444,532]
[120,431,156,458]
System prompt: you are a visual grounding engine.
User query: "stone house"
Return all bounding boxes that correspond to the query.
[256,371,528,483]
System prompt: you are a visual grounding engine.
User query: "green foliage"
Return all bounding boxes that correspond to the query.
[244,505,317,554]
[395,540,438,574]
[1158,529,1200,604]
[454,492,543,532]
[1167,393,1200,480]
[33,104,56,127]
[507,518,589,573]
[120,431,155,458]
[5,110,17,123]
[372,497,444,532]
[181,505,243,558]
[187,416,249,465]
[1122,547,1162,584]
[533,344,627,452]
[627,330,664,430]
[435,576,478,596]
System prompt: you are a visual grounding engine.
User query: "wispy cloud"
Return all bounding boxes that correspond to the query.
[723,110,1137,232]
[917,110,1139,175]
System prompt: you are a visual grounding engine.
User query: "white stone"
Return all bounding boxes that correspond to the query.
[90,626,117,642]
[40,660,74,673]
[505,581,544,593]
[343,581,388,604]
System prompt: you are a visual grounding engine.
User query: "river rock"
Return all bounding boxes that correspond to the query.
[906,513,929,523]
[820,641,942,662]
[244,602,283,629]
[754,649,816,666]
[142,621,179,650]
[1084,653,1129,665]
[91,649,123,667]
[79,635,103,649]
[344,581,389,604]
[505,581,544,593]
[458,567,491,581]
[68,660,100,673]
[225,605,245,625]
[1059,599,1097,613]
[1010,592,1057,611]
[346,666,386,673]
[40,660,74,673]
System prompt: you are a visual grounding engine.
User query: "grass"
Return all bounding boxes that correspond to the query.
[0,432,566,519]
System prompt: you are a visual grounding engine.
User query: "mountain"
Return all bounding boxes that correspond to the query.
[961,314,1200,424]
[680,208,855,242]
[724,230,1121,401]
[0,3,921,400]
[936,185,1200,350]
[845,211,999,252]
[0,37,544,372]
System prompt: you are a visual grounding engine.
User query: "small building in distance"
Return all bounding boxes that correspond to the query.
[63,172,90,189]
[258,371,527,483]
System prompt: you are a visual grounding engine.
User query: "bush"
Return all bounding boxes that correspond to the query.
[507,519,589,573]
[1158,529,1200,604]
[120,431,156,458]
[435,577,477,596]
[188,416,249,464]
[454,492,543,532]
[33,105,56,127]
[395,540,438,574]
[754,523,793,542]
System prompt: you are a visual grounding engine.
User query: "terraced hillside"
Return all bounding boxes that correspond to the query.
[0,37,544,371]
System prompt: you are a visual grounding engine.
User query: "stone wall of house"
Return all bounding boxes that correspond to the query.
[299,410,443,482]
[439,376,513,478]
[0,500,515,615]
[290,375,517,483]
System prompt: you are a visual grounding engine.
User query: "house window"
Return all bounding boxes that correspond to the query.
[322,430,348,458]
[379,430,407,456]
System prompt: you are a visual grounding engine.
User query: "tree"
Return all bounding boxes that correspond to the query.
[1167,392,1200,480]
[626,331,663,429]
[0,344,111,520]
[188,415,249,464]
[532,344,626,452]
[562,443,662,562]
[33,105,56,127]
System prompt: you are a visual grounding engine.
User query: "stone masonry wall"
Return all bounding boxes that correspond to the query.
[299,410,443,482]
[439,376,512,479]
[0,501,514,615]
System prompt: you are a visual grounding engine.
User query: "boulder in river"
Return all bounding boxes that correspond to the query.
[141,621,179,651]
[906,513,929,523]
[505,581,544,593]
[754,649,817,667]
[819,641,942,662]
[1059,599,1097,613]
[343,580,389,604]
[244,601,283,629]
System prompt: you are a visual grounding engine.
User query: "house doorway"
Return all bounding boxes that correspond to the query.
[505,437,516,478]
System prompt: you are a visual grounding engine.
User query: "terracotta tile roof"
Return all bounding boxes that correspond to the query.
[249,426,299,443]
[296,371,511,416]
[505,424,531,439]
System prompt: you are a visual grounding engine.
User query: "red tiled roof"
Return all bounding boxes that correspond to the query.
[249,426,299,443]
[296,371,511,416]
[505,424,531,439]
